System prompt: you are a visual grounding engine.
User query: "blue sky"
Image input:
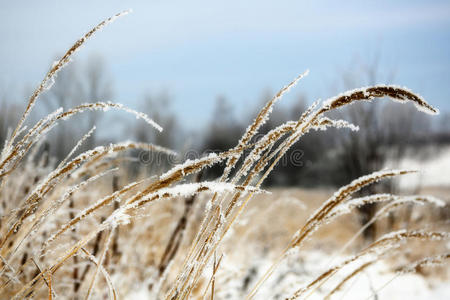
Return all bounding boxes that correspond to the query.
[1,1,449,128]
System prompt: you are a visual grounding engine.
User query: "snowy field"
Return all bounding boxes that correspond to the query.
[389,145,450,190]
[127,249,450,299]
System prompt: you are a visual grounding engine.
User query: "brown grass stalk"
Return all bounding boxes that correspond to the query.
[7,10,130,148]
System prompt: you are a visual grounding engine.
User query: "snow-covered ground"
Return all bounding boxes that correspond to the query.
[252,250,449,300]
[126,248,449,299]
[387,145,450,190]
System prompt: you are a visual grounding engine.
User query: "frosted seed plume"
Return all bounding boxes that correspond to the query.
[397,253,450,274]
[322,85,439,115]
[314,117,359,132]
[222,70,309,180]
[57,126,96,169]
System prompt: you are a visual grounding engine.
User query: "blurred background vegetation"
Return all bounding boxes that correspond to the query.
[1,53,449,188]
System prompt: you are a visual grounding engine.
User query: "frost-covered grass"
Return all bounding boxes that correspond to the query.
[0,10,448,300]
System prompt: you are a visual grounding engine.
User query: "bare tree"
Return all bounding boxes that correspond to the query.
[201,96,243,178]
[136,91,177,149]
[0,92,21,148]
[42,54,113,161]
[42,62,80,160]
[436,112,450,144]
[133,91,178,174]
[78,54,113,150]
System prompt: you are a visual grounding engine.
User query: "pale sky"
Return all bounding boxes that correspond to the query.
[1,0,449,128]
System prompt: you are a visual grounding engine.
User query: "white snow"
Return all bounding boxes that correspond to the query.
[124,249,449,299]
[388,145,450,189]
